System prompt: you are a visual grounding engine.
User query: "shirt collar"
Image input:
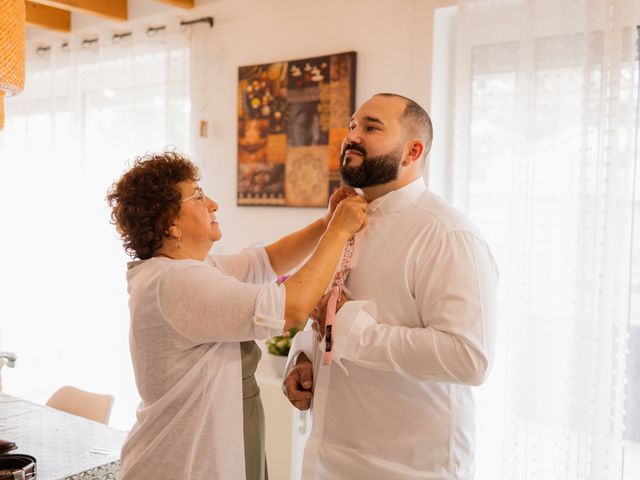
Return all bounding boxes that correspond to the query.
[366,177,426,216]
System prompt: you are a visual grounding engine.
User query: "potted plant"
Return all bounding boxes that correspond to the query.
[265,325,302,376]
[264,274,301,376]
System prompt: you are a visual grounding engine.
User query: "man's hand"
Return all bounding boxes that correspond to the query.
[283,353,314,410]
[311,291,349,342]
[323,185,357,228]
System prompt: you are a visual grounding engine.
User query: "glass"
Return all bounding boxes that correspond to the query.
[182,187,205,203]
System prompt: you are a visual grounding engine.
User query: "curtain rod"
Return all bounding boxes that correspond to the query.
[34,16,214,55]
[180,16,214,28]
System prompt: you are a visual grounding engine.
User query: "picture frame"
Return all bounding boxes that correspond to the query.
[237,51,357,207]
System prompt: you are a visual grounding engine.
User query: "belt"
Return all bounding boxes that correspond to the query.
[0,454,37,480]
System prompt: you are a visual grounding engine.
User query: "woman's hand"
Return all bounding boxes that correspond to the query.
[282,193,366,329]
[323,186,358,228]
[326,194,368,238]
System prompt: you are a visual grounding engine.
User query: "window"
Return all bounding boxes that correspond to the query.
[432,4,639,478]
[0,37,190,430]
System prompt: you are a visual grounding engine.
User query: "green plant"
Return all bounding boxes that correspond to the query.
[265,325,301,356]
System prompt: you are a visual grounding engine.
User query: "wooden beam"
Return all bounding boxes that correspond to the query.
[154,0,194,8]
[25,2,71,33]
[30,0,127,21]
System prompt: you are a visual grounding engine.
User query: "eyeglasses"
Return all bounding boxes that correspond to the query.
[182,187,206,203]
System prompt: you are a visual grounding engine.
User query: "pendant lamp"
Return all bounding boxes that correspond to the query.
[0,0,26,130]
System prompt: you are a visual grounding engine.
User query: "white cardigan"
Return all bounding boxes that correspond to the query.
[119,246,284,480]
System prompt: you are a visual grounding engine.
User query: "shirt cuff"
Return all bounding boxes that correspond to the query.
[283,329,314,373]
[253,282,286,340]
[331,300,377,374]
[253,243,279,284]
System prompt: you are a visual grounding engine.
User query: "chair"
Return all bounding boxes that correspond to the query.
[46,386,114,425]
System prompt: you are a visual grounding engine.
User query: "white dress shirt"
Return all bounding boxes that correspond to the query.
[119,246,285,480]
[288,178,498,480]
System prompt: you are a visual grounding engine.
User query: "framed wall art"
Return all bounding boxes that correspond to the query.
[237,51,356,207]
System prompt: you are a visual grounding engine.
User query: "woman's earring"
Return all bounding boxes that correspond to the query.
[176,234,181,251]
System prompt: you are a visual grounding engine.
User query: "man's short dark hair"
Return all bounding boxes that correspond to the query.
[375,93,433,156]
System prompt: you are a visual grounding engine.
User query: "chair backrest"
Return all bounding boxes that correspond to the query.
[46,386,114,425]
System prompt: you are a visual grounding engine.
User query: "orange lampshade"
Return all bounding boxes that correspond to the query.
[0,0,26,130]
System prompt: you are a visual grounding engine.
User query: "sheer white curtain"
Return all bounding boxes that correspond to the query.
[441,0,640,478]
[0,21,190,430]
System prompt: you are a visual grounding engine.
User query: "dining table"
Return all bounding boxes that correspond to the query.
[0,392,127,479]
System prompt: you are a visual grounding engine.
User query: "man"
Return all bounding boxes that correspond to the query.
[283,93,498,479]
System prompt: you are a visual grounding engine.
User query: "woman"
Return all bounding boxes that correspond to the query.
[107,151,367,480]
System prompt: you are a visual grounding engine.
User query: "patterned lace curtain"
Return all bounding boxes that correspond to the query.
[447,0,640,478]
[0,20,190,430]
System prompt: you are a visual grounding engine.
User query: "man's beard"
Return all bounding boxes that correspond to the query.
[340,143,403,188]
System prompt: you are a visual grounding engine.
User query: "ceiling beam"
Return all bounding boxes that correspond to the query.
[25,1,71,33]
[154,0,194,8]
[29,0,128,21]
